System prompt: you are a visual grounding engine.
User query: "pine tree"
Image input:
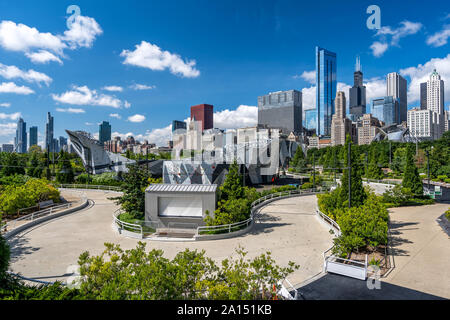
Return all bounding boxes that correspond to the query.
[290,146,304,168]
[56,151,75,183]
[402,144,423,196]
[367,148,383,180]
[220,159,244,201]
[339,135,366,208]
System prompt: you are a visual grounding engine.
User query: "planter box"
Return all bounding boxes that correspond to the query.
[324,256,367,280]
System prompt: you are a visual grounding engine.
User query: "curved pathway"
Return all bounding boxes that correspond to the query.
[8,190,333,286]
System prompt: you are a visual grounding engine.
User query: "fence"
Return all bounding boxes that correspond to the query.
[315,207,341,236]
[54,184,123,192]
[112,209,161,239]
[1,202,73,233]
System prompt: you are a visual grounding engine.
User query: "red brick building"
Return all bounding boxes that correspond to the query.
[190,104,213,131]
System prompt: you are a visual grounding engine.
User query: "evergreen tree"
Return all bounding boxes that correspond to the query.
[219,159,243,201]
[339,134,366,208]
[1,153,25,176]
[367,148,383,180]
[113,164,151,219]
[27,151,43,178]
[402,145,423,196]
[56,151,75,183]
[290,146,304,168]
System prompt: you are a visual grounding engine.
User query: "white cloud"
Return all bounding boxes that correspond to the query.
[0,82,34,94]
[426,25,450,47]
[61,15,103,49]
[124,101,131,109]
[302,86,316,110]
[213,105,257,129]
[400,54,450,104]
[0,102,10,107]
[56,107,85,114]
[128,114,146,123]
[370,41,389,58]
[0,122,16,135]
[0,20,66,54]
[102,85,123,92]
[0,63,52,86]
[370,20,422,57]
[0,112,21,120]
[109,113,121,119]
[25,50,63,64]
[129,83,156,90]
[0,15,101,64]
[120,41,200,78]
[294,70,315,84]
[52,85,123,108]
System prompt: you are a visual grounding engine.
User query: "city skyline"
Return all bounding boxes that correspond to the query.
[1,0,450,147]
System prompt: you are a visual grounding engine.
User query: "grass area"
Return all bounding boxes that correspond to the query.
[383,197,435,208]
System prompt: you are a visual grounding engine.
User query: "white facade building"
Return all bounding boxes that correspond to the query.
[426,69,445,137]
[407,108,439,140]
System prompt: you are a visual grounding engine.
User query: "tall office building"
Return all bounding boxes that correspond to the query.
[257,90,303,135]
[59,136,68,151]
[45,112,54,152]
[386,72,407,123]
[172,120,187,132]
[420,82,427,110]
[331,92,352,146]
[349,56,366,119]
[408,108,439,140]
[426,69,445,137]
[29,126,38,149]
[357,114,383,145]
[15,118,27,153]
[303,109,317,132]
[371,96,399,126]
[316,46,337,136]
[191,104,213,131]
[2,144,14,153]
[99,121,112,144]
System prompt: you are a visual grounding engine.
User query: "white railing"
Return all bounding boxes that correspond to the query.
[1,202,73,233]
[112,209,160,238]
[55,184,123,192]
[196,188,321,236]
[315,207,341,236]
[363,178,401,186]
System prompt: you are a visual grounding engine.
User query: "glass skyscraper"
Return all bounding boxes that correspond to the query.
[45,112,54,152]
[372,96,399,126]
[29,126,38,149]
[316,46,337,136]
[304,109,317,131]
[99,121,112,144]
[15,118,27,153]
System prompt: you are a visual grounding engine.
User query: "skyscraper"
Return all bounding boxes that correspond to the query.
[15,118,27,153]
[59,136,68,151]
[386,72,407,123]
[420,82,427,110]
[316,46,337,136]
[426,69,445,137]
[99,121,112,144]
[190,104,214,131]
[45,112,54,152]
[172,120,187,132]
[349,56,366,119]
[257,90,303,135]
[29,126,38,149]
[331,91,352,146]
[371,96,399,126]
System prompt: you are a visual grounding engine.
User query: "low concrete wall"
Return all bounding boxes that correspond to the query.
[4,198,89,240]
[325,259,367,280]
[195,222,254,241]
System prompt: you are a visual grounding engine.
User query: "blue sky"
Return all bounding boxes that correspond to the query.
[0,0,449,146]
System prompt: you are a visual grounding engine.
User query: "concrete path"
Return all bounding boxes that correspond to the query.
[8,190,334,286]
[384,203,450,299]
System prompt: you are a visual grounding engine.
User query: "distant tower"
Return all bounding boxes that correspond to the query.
[29,126,38,149]
[190,104,214,131]
[349,56,366,120]
[386,72,407,123]
[316,46,337,136]
[99,121,112,144]
[15,118,27,153]
[45,112,54,152]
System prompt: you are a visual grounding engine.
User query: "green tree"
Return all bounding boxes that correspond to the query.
[290,146,304,168]
[1,153,25,177]
[339,135,366,208]
[113,164,151,219]
[402,145,423,196]
[219,159,243,201]
[56,151,75,184]
[26,151,43,178]
[367,148,383,180]
[0,234,10,285]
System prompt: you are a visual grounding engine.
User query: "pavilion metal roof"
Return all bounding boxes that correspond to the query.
[146,184,217,193]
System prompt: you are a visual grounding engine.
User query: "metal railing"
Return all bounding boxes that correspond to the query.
[1,202,74,233]
[196,188,321,236]
[315,207,341,236]
[112,209,160,237]
[54,184,123,192]
[362,178,401,186]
